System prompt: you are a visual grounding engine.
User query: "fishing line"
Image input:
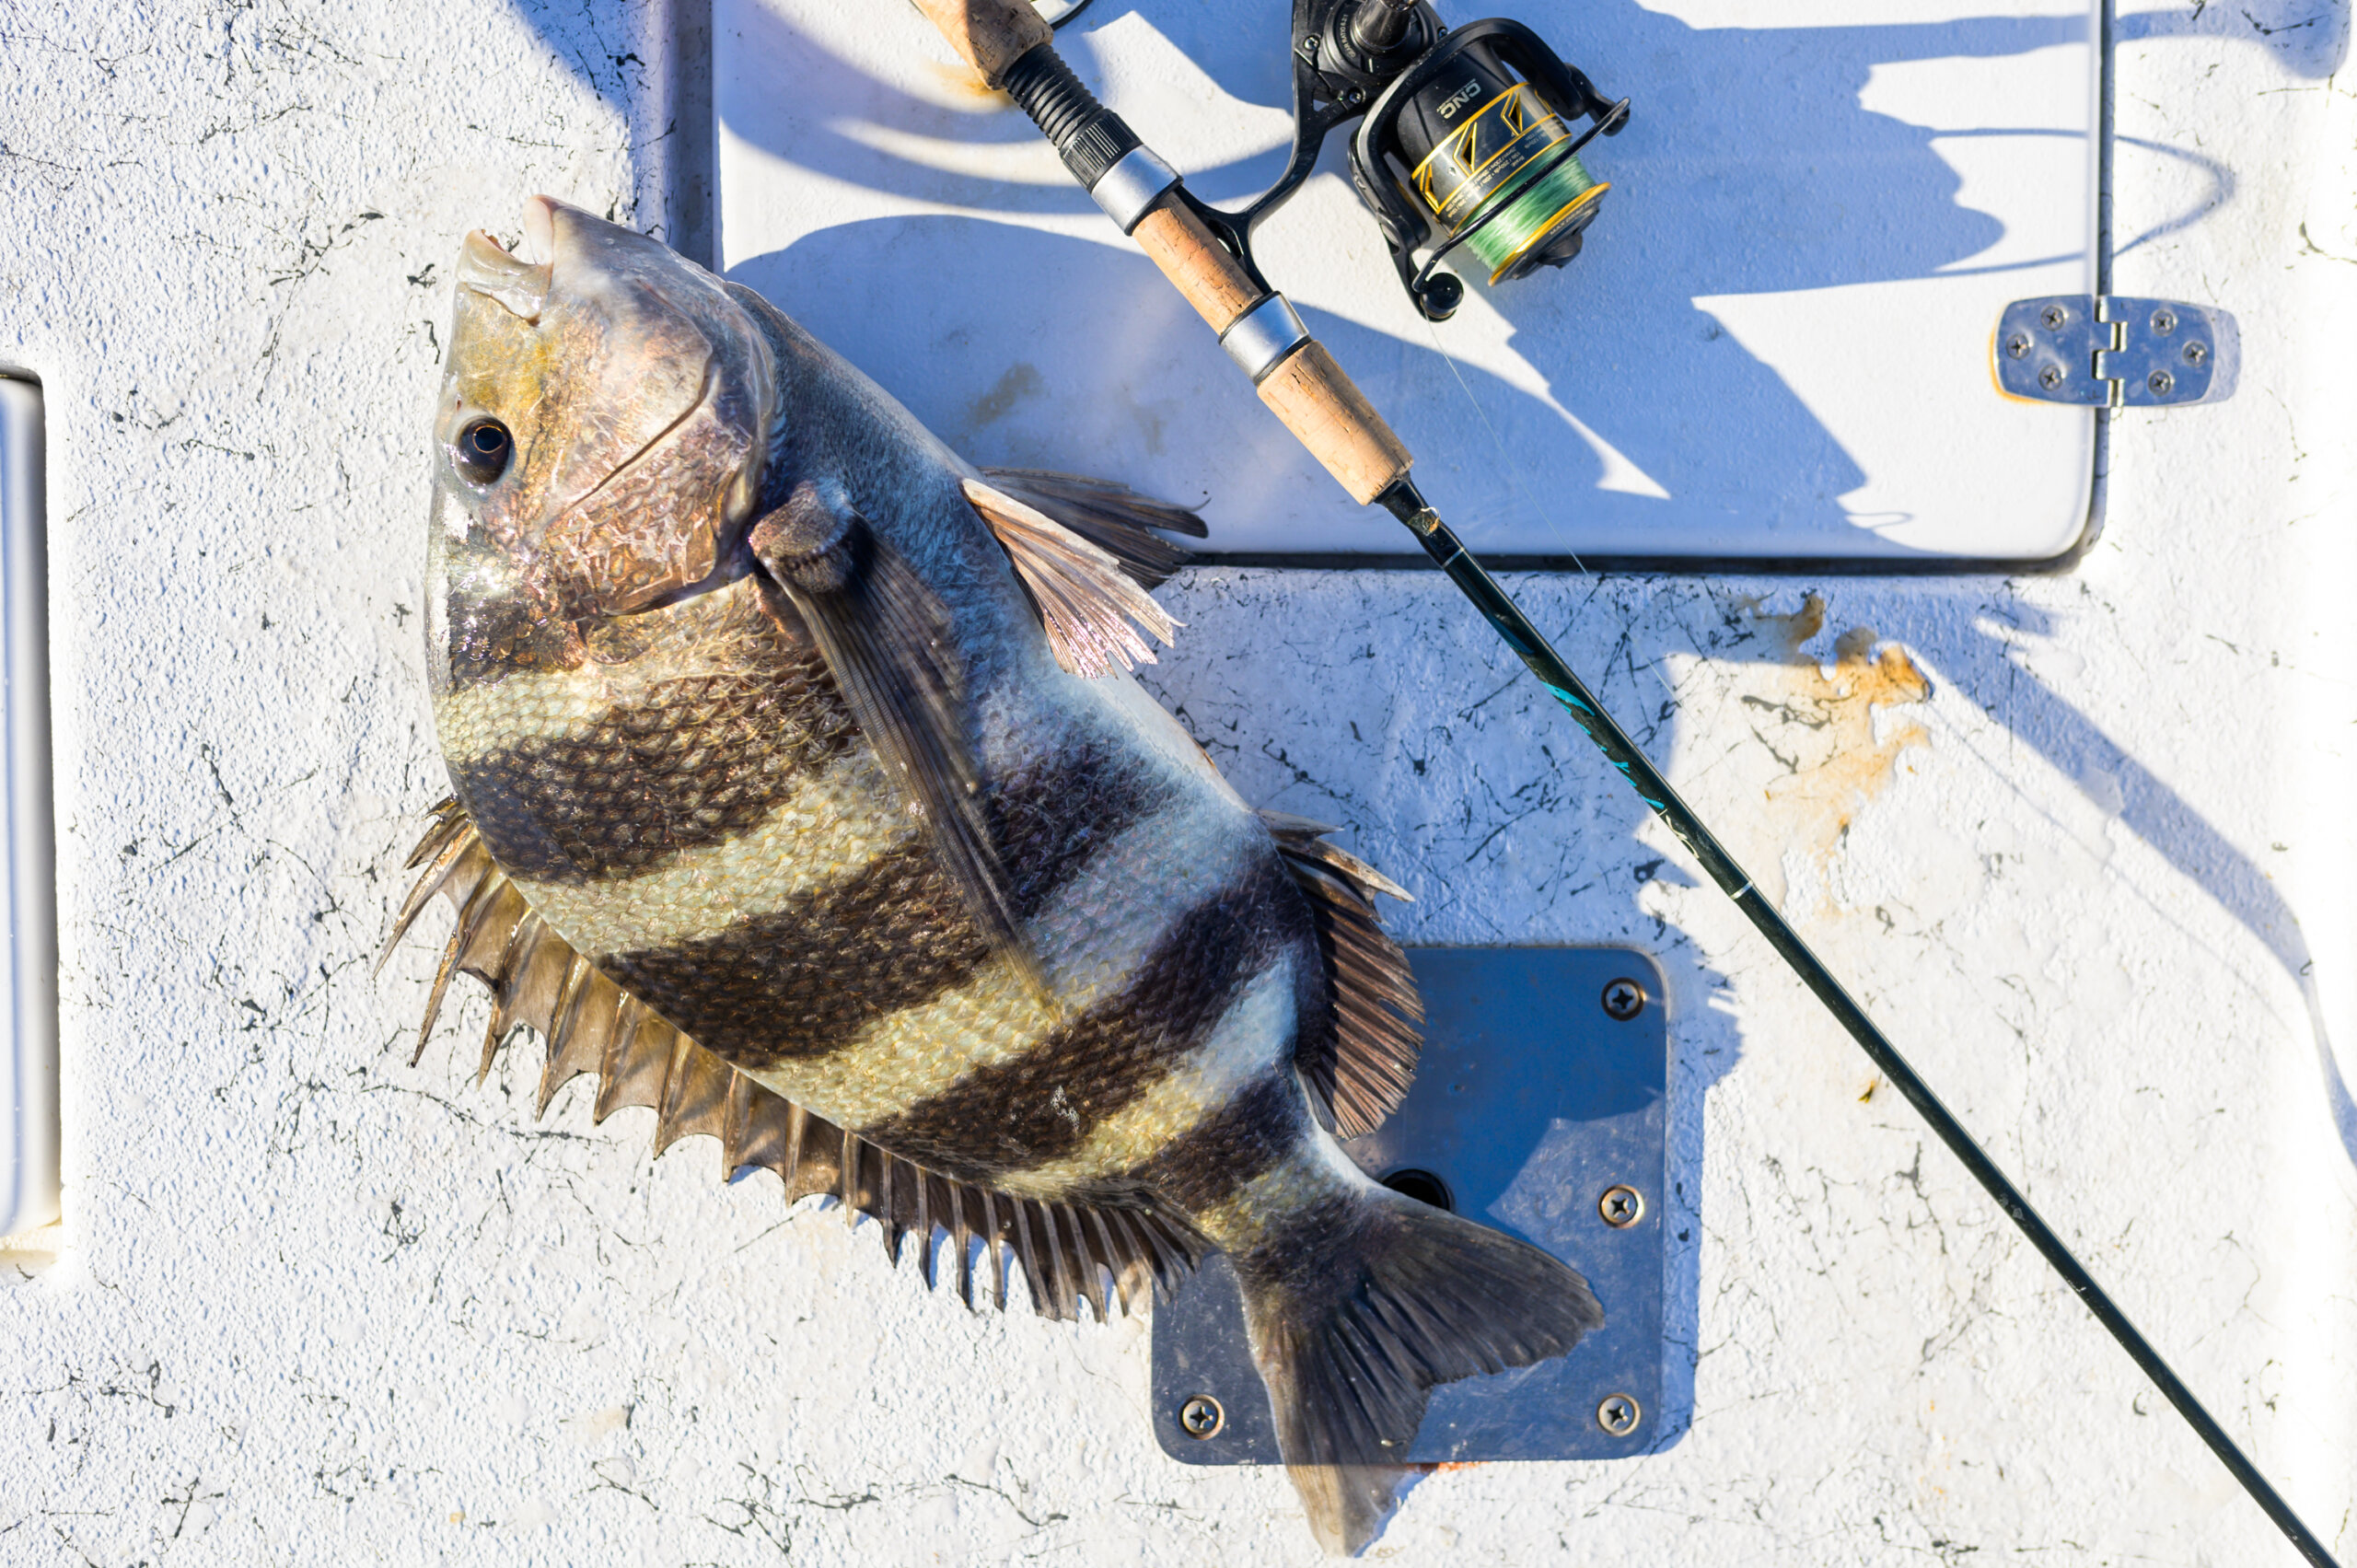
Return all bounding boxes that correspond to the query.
[1460,143,1604,282]
[1419,314,1591,575]
[1402,81,1617,311]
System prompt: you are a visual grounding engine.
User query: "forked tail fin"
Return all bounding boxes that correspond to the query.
[1231,1186,1603,1554]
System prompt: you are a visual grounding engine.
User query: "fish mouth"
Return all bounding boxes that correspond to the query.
[451,195,770,619]
[457,234,550,322]
[448,196,575,322]
[519,193,556,261]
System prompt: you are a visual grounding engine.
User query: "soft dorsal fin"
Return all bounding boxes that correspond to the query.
[978,467,1206,590]
[964,476,1184,679]
[1260,810,1424,1139]
[386,800,1208,1321]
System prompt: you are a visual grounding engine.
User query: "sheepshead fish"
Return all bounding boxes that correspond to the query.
[386,196,1600,1553]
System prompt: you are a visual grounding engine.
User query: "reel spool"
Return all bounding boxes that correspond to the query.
[1351,19,1630,320]
[1167,2,1630,327]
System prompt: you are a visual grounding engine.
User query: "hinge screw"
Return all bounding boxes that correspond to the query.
[2038,365,2066,390]
[1601,978,1646,1020]
[1596,1393,1642,1436]
[2147,369,2175,396]
[1179,1395,1225,1439]
[2003,332,2031,360]
[2039,304,2068,330]
[2182,341,2208,366]
[2151,308,2177,334]
[1599,1184,1643,1227]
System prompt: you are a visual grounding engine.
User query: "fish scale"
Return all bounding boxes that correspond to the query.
[392,195,1599,1557]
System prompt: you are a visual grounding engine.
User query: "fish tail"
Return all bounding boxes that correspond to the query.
[1231,1181,1602,1555]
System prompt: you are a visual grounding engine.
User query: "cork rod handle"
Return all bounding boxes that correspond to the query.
[908,0,1053,86]
[1132,201,1411,505]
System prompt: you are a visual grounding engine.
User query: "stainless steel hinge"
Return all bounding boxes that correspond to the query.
[1993,295,2232,407]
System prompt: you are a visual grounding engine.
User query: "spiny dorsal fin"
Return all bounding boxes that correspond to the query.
[1260,810,1424,1140]
[387,800,1206,1320]
[978,466,1205,590]
[964,476,1182,679]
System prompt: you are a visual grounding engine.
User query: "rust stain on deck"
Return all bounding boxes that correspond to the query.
[921,57,1013,106]
[1736,594,1933,902]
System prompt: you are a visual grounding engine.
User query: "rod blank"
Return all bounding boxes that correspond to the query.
[1380,483,2341,1568]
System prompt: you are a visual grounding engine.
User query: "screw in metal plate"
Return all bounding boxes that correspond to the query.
[2148,368,2175,396]
[2038,365,2065,390]
[1599,1184,1643,1228]
[2183,341,2209,366]
[2003,332,2031,360]
[1179,1395,1225,1439]
[1596,1393,1642,1436]
[2039,303,2068,331]
[2151,308,2177,334]
[1601,978,1646,1021]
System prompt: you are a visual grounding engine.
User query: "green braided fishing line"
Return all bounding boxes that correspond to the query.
[1465,150,1601,281]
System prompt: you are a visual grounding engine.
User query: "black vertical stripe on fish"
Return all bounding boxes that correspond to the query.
[981,739,1173,926]
[857,855,1306,1178]
[603,840,987,1063]
[1227,1191,1360,1297]
[1116,1069,1306,1218]
[751,482,1039,984]
[401,808,1208,1329]
[447,648,858,884]
[600,739,1171,1063]
[433,514,584,693]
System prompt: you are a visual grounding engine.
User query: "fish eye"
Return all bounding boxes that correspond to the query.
[453,418,512,484]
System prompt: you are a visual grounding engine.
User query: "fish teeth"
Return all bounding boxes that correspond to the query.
[457,228,549,321]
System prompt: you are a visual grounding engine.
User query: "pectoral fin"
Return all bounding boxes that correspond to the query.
[749,477,1039,990]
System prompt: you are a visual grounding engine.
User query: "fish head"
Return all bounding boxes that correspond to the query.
[434,196,774,619]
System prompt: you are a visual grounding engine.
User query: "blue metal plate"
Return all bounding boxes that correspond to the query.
[1151,947,1667,1465]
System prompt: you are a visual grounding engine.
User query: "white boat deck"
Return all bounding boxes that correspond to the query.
[0,3,2347,1562]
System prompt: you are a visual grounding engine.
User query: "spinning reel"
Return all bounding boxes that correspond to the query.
[1178,0,1631,321]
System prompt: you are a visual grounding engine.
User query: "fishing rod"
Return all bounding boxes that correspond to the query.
[902,3,2339,1562]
